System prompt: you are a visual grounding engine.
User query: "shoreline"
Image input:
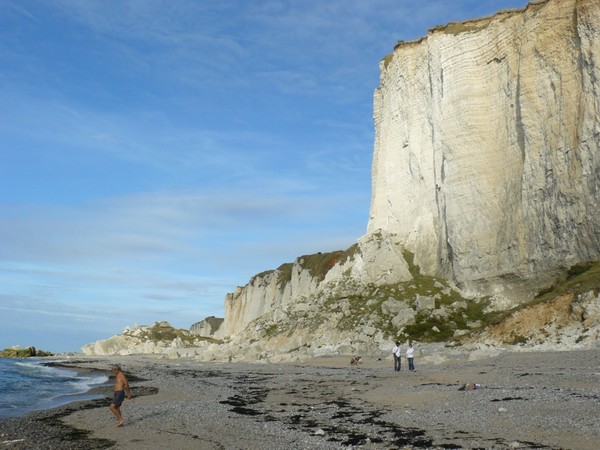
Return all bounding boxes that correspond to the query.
[1,349,600,449]
[0,357,107,420]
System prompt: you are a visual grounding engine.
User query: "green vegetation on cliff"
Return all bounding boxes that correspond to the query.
[264,248,496,344]
[297,251,346,282]
[124,321,222,345]
[254,245,360,289]
[253,242,600,350]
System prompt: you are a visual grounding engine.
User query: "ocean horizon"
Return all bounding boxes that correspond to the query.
[0,358,108,419]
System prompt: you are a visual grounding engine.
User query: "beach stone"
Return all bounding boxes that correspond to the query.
[416,295,435,311]
[432,306,450,319]
[452,301,468,310]
[362,325,377,336]
[572,291,600,326]
[391,308,416,329]
[381,299,405,316]
[468,347,503,362]
[336,344,354,355]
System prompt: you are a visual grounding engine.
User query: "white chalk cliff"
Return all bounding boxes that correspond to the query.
[220,231,411,338]
[369,0,600,292]
[83,0,600,360]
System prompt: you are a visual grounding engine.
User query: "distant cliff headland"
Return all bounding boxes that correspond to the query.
[0,346,54,358]
[83,0,600,361]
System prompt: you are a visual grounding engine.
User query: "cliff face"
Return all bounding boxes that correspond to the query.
[369,0,600,291]
[83,0,600,360]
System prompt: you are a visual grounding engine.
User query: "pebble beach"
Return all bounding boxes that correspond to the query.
[1,348,599,449]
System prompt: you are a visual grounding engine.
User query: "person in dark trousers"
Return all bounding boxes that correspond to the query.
[109,365,132,427]
[392,341,401,372]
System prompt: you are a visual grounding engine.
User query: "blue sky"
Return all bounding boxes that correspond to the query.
[0,0,527,353]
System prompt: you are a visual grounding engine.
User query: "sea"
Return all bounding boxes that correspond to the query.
[0,358,108,419]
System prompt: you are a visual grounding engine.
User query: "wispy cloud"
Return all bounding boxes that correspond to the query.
[0,182,365,334]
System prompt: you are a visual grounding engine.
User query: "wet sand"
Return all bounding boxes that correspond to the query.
[1,348,599,449]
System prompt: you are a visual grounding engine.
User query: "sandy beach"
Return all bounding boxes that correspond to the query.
[1,348,599,449]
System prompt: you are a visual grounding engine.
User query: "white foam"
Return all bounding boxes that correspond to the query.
[15,360,78,378]
[68,374,109,392]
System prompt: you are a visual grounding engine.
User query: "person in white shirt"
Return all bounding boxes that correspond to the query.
[406,343,415,371]
[392,342,401,372]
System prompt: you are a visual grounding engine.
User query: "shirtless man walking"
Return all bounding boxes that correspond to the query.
[109,365,132,427]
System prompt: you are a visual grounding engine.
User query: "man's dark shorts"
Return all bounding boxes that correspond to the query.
[112,390,125,407]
